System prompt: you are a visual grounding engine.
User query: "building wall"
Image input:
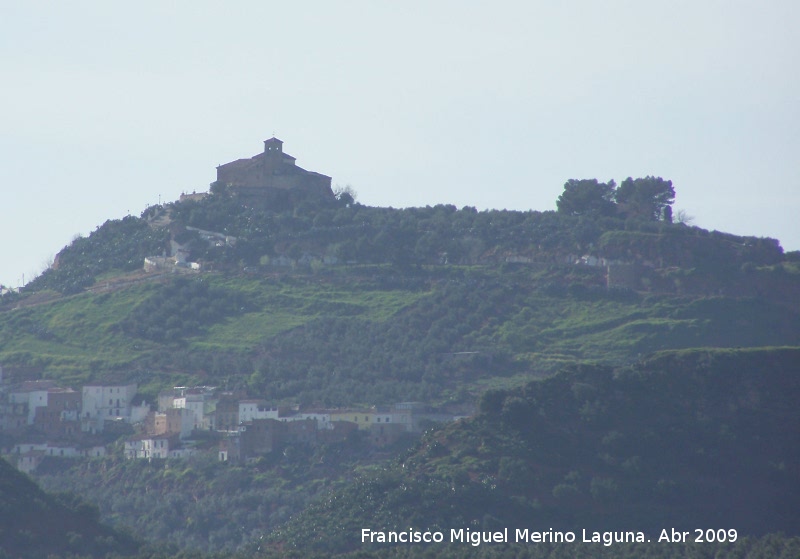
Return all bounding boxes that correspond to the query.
[158,390,177,412]
[240,418,286,457]
[33,406,79,437]
[369,422,407,447]
[286,418,317,445]
[215,398,240,431]
[329,410,377,431]
[82,384,137,432]
[239,400,277,423]
[216,139,333,209]
[167,408,194,439]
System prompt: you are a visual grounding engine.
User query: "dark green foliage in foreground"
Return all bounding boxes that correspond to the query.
[0,457,137,558]
[271,348,800,552]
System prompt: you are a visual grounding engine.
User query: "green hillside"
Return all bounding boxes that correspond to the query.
[2,264,798,405]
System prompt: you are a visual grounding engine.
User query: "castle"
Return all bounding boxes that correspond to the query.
[216,137,334,208]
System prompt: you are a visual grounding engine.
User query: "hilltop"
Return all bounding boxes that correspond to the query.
[1,160,799,556]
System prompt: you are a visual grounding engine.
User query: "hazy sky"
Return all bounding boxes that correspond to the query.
[2,1,798,287]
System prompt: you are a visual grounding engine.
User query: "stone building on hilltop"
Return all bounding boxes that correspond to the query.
[216,137,334,209]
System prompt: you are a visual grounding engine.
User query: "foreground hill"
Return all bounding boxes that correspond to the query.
[271,347,800,552]
[0,456,136,558]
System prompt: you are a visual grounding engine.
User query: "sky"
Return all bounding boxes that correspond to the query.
[1,0,798,287]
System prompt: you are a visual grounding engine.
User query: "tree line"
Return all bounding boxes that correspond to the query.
[556,176,675,222]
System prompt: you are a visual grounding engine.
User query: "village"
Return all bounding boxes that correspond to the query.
[0,366,465,474]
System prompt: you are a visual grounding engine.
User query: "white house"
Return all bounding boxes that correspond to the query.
[173,387,217,430]
[10,442,82,470]
[15,451,45,474]
[238,400,276,423]
[43,443,80,458]
[80,445,107,458]
[297,410,332,429]
[13,442,48,454]
[124,434,171,460]
[8,380,57,425]
[81,383,137,433]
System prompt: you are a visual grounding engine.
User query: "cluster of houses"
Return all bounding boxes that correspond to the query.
[0,367,462,473]
[126,386,456,463]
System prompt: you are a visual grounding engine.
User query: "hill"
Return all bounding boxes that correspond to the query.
[1,182,799,556]
[0,456,136,558]
[2,189,800,397]
[270,347,800,552]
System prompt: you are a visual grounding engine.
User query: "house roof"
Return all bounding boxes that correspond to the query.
[216,151,297,171]
[14,380,57,392]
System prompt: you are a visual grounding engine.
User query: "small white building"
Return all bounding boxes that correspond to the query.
[8,380,57,425]
[13,442,48,454]
[297,410,332,429]
[238,400,275,423]
[173,393,206,430]
[124,435,172,460]
[43,443,80,458]
[9,442,87,473]
[81,383,138,433]
[172,387,217,430]
[81,446,107,458]
[15,451,45,475]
